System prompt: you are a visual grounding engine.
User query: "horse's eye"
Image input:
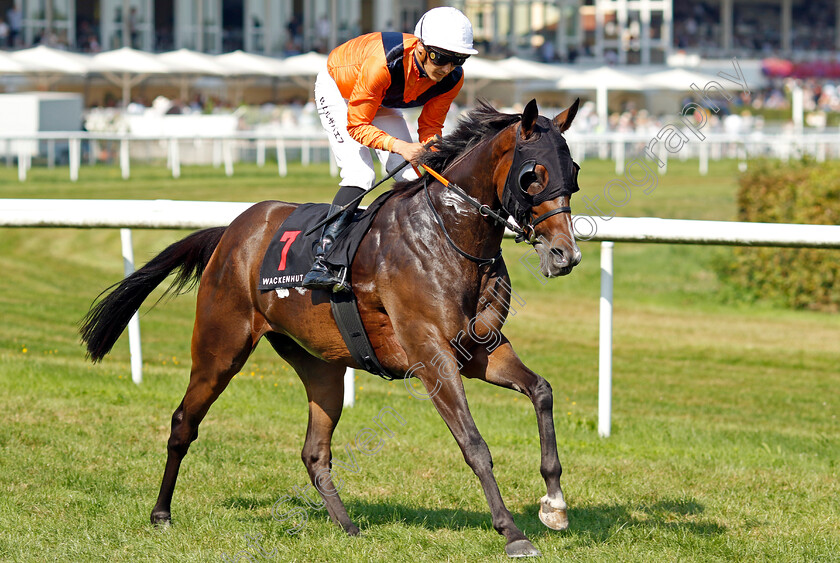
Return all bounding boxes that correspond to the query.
[517,160,538,193]
[519,171,538,191]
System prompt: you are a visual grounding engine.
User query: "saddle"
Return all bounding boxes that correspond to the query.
[258,193,397,379]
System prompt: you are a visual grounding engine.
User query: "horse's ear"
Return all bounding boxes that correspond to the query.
[554,98,580,133]
[520,99,539,139]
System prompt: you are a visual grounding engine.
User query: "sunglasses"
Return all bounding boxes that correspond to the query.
[425,45,469,67]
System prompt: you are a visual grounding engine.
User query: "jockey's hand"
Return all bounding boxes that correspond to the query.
[391,139,428,165]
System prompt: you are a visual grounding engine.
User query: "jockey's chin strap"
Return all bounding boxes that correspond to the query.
[420,164,534,249]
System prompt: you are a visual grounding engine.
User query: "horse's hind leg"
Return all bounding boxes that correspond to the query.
[150,305,258,526]
[462,338,569,532]
[265,333,359,536]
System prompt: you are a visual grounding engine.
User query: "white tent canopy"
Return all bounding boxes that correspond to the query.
[6,45,761,119]
[498,56,569,81]
[460,56,514,106]
[158,49,231,100]
[215,50,284,76]
[557,66,646,129]
[90,46,173,74]
[0,51,26,74]
[643,68,724,91]
[213,50,287,104]
[158,48,230,76]
[10,46,92,89]
[90,47,174,107]
[557,65,646,91]
[10,45,92,74]
[275,51,329,89]
[277,51,328,76]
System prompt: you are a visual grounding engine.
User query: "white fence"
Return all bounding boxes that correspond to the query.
[4,130,840,182]
[2,199,840,428]
[0,131,337,182]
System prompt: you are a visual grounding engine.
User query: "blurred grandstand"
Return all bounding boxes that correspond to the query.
[0,1,836,136]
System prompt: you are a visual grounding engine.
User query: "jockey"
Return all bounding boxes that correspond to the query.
[302,6,478,292]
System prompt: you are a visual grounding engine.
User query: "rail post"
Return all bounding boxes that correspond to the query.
[598,241,614,437]
[120,228,143,384]
[343,368,355,407]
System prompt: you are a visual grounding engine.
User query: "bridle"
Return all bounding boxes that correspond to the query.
[504,158,573,244]
[501,122,579,243]
[423,170,505,266]
[421,121,578,264]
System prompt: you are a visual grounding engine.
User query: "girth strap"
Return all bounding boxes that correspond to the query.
[330,291,397,381]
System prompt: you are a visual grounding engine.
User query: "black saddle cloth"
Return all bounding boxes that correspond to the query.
[258,192,395,291]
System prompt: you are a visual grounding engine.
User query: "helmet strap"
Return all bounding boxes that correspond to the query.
[418,42,430,68]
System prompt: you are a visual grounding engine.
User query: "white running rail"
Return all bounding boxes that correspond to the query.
[3,199,840,419]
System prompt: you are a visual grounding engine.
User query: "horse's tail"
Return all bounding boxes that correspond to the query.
[80,227,227,362]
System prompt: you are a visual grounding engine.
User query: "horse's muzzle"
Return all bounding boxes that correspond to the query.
[543,245,581,277]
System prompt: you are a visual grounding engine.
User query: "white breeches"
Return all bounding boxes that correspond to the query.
[314,68,420,190]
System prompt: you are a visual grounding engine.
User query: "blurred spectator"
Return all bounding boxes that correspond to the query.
[155,26,174,51]
[38,30,64,48]
[0,18,9,47]
[165,100,183,115]
[541,36,555,63]
[189,93,205,113]
[286,15,302,53]
[88,35,101,53]
[316,14,330,53]
[283,37,301,56]
[6,5,21,47]
[129,7,139,48]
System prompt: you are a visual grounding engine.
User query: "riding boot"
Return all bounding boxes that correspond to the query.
[301,204,355,292]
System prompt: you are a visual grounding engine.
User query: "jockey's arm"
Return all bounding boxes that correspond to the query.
[390,139,426,164]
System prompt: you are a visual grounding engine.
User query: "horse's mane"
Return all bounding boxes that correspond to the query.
[393,100,521,194]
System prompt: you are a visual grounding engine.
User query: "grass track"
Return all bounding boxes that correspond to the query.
[1,161,838,562]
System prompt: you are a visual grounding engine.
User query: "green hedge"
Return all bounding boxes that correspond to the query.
[717,159,840,312]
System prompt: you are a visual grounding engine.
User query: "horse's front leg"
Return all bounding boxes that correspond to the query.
[410,344,541,558]
[462,337,569,532]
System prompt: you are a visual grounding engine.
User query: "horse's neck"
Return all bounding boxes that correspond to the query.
[444,149,500,207]
[429,153,506,259]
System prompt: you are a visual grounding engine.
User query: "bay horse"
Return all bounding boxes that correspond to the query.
[80,99,582,558]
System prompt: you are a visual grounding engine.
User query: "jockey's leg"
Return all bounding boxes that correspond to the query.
[371,107,420,183]
[302,185,363,292]
[308,71,417,293]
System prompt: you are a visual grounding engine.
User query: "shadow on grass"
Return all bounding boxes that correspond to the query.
[233,494,724,541]
[222,495,278,511]
[560,498,726,544]
[345,500,493,533]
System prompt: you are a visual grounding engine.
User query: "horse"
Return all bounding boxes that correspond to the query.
[80,98,582,558]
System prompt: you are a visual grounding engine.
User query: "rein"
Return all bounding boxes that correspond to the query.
[423,174,503,266]
[421,165,511,227]
[417,113,576,258]
[419,162,569,251]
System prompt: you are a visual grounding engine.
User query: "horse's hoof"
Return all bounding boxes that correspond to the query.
[345,524,361,536]
[539,496,569,531]
[151,511,171,528]
[505,539,541,558]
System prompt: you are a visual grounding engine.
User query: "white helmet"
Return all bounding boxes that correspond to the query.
[414,7,479,55]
